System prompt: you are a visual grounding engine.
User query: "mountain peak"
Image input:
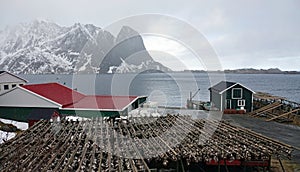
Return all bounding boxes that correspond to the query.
[119,25,138,34]
[32,18,54,24]
[0,21,170,74]
[116,26,140,43]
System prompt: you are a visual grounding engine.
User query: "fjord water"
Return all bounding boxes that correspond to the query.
[22,73,300,105]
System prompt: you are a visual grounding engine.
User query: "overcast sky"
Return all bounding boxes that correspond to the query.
[0,0,299,71]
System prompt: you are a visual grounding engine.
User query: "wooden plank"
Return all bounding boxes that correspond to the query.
[31,120,76,171]
[248,102,281,116]
[252,104,282,117]
[266,108,300,122]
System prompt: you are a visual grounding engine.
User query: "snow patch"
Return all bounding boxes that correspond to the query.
[108,66,118,73]
[0,118,28,144]
[129,108,162,118]
[0,131,16,144]
[115,58,158,73]
[78,54,92,71]
[0,118,28,130]
[65,116,90,121]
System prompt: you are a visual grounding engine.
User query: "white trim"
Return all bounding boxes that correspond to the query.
[238,99,246,106]
[19,86,62,107]
[120,96,146,111]
[219,83,255,94]
[232,88,243,99]
[220,94,223,111]
[120,97,139,111]
[251,94,254,111]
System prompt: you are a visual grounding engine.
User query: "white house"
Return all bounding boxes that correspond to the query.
[0,71,27,94]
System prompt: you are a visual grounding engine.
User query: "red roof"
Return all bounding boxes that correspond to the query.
[22,83,85,106]
[63,95,138,110]
[22,82,142,110]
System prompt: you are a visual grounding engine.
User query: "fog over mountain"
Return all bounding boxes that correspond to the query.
[0,20,170,74]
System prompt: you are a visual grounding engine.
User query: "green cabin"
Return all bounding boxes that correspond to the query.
[209,81,255,112]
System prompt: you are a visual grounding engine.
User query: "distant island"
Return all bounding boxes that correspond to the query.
[184,68,300,74]
[224,68,300,74]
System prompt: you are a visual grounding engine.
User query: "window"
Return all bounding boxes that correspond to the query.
[12,84,17,88]
[232,88,242,99]
[238,99,245,106]
[4,85,9,90]
[19,84,24,86]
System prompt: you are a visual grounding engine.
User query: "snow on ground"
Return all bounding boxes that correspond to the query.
[0,130,16,144]
[129,108,162,118]
[65,116,90,121]
[0,118,28,130]
[0,118,28,144]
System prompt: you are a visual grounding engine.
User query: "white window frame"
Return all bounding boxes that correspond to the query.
[232,88,243,99]
[238,99,245,107]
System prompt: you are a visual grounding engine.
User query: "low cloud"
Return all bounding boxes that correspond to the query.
[0,0,299,70]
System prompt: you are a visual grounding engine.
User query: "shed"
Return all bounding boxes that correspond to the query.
[209,81,255,112]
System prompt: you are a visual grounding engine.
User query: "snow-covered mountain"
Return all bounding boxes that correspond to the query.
[0,20,170,74]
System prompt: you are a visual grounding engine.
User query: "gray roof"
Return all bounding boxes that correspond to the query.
[209,81,237,92]
[209,81,255,94]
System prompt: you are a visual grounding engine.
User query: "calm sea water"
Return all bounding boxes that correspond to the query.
[21,73,300,106]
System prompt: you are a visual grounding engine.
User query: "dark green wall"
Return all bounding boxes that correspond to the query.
[138,97,147,105]
[59,109,121,118]
[0,107,58,122]
[0,107,122,122]
[224,85,253,112]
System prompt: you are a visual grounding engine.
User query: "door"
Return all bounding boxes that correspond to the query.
[226,99,231,109]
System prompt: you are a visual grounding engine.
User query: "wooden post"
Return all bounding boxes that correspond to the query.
[277,156,285,172]
[218,160,220,172]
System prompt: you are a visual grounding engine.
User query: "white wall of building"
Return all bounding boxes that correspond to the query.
[0,72,26,94]
[0,87,60,108]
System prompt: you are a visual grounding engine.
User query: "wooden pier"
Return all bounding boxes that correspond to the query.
[0,114,293,171]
